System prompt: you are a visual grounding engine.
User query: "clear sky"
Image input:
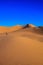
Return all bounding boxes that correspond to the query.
[0,0,43,26]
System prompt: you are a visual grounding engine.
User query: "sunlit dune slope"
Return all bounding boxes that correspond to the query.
[0,26,8,33]
[9,25,22,32]
[0,25,22,33]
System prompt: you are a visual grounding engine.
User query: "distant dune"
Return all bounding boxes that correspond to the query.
[0,24,43,35]
[0,24,43,65]
[0,25,22,33]
[9,25,22,32]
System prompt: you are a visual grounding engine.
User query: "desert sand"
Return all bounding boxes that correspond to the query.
[0,24,43,65]
[0,25,22,33]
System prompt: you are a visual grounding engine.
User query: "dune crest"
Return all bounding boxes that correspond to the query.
[23,24,36,28]
[28,24,36,28]
[0,24,43,35]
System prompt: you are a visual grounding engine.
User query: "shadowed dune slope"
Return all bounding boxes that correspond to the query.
[22,24,43,35]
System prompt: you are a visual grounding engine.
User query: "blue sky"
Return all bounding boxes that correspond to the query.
[0,0,43,26]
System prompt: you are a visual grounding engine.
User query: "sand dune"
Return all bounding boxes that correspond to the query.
[0,24,43,65]
[0,24,43,34]
[0,25,22,33]
[22,24,43,35]
[0,26,8,33]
